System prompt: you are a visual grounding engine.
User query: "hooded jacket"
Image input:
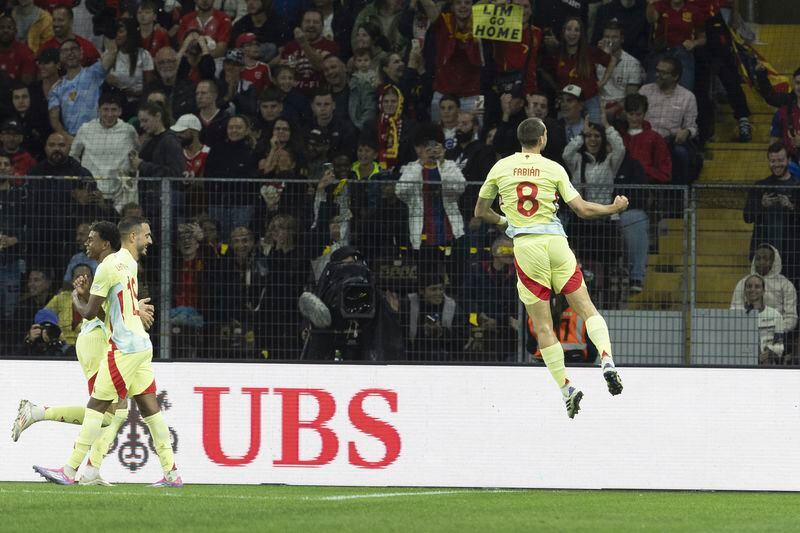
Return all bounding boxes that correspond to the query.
[730,244,798,332]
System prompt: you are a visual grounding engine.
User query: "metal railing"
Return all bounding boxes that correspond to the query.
[2,176,796,366]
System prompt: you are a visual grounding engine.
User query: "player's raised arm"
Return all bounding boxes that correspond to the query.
[567,194,629,219]
[71,277,105,320]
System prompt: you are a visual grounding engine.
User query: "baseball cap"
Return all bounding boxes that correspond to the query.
[561,84,583,100]
[37,48,60,64]
[0,119,23,134]
[235,32,257,48]
[224,48,244,65]
[170,114,202,133]
[308,128,330,145]
[34,308,59,326]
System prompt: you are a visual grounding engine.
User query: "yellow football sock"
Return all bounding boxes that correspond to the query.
[44,406,85,425]
[66,408,104,470]
[540,343,569,388]
[89,408,128,467]
[586,315,613,359]
[143,412,175,474]
[44,406,114,426]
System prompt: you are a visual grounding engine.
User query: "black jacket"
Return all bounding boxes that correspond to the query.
[138,130,184,178]
[204,139,261,205]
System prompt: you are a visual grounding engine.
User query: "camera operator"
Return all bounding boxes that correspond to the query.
[299,246,404,361]
[20,308,68,356]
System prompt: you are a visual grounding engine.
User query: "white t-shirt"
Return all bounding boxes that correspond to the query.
[111,49,154,95]
[597,50,643,104]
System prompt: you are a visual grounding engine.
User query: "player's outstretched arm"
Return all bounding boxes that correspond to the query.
[567,195,629,219]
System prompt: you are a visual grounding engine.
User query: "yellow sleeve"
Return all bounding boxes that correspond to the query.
[556,165,579,203]
[478,161,501,199]
[90,261,114,299]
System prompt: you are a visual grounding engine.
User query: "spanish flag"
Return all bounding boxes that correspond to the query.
[729,24,790,96]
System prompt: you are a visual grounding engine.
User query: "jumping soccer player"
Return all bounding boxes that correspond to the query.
[474,117,626,418]
[12,221,154,486]
[33,216,182,487]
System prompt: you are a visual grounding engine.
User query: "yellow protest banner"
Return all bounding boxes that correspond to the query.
[472,3,523,42]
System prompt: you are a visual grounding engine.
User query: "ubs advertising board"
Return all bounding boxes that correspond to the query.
[2,361,799,490]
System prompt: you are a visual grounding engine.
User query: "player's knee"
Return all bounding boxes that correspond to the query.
[534,322,557,343]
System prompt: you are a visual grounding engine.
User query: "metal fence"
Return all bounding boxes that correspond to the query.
[1,177,796,366]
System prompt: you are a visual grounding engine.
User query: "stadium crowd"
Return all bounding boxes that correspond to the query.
[0,0,798,362]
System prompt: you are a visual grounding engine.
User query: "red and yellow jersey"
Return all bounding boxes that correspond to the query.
[479,152,579,238]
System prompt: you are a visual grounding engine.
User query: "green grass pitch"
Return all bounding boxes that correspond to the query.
[1,482,798,532]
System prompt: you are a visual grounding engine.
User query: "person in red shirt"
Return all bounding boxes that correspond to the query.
[277,8,339,96]
[237,32,271,93]
[543,16,616,124]
[177,0,232,60]
[170,114,209,218]
[0,15,37,84]
[426,0,482,123]
[646,0,706,90]
[38,6,100,66]
[0,119,38,176]
[138,0,170,58]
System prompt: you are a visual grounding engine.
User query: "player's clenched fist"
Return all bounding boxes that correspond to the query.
[613,195,629,213]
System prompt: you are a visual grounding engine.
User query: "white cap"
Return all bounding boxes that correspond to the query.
[171,114,202,132]
[561,84,583,99]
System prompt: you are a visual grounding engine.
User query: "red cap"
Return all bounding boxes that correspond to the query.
[235,33,257,48]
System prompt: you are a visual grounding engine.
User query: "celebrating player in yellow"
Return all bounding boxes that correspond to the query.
[13,221,154,486]
[33,216,182,487]
[475,117,627,419]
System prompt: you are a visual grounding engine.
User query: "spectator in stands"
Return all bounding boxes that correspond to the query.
[731,244,798,336]
[170,114,209,219]
[639,56,699,183]
[446,111,495,181]
[205,115,260,238]
[645,0,705,91]
[484,0,540,127]
[238,32,272,93]
[130,101,183,180]
[258,116,305,177]
[8,269,54,347]
[425,0,482,122]
[68,176,115,224]
[762,66,800,162]
[0,153,26,323]
[137,0,170,59]
[195,79,230,148]
[39,7,100,66]
[312,0,352,56]
[271,64,309,123]
[348,50,378,130]
[350,19,389,71]
[61,220,96,289]
[0,14,36,84]
[218,48,258,118]
[402,271,467,361]
[557,85,587,144]
[48,39,117,140]
[736,273,787,365]
[229,0,290,63]
[543,16,616,124]
[305,87,357,158]
[106,18,155,119]
[19,307,67,356]
[618,93,672,292]
[596,21,643,119]
[492,89,528,158]
[365,84,414,172]
[437,94,460,151]
[70,92,139,213]
[30,48,60,119]
[525,92,567,165]
[260,213,305,358]
[0,118,37,176]
[172,221,213,324]
[151,43,211,119]
[321,54,350,121]
[30,131,90,178]
[252,87,283,142]
[9,82,50,158]
[44,262,91,347]
[11,0,53,55]
[592,0,649,62]
[177,0,233,60]
[534,0,589,40]
[465,235,519,360]
[351,0,408,56]
[396,124,466,252]
[278,8,339,97]
[743,142,800,280]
